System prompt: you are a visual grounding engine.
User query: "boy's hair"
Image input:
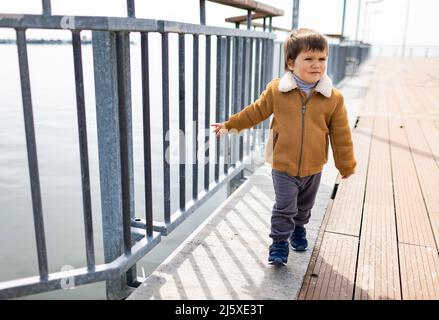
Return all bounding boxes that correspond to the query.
[283,28,329,71]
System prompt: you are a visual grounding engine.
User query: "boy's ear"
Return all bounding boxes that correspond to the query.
[286,59,295,72]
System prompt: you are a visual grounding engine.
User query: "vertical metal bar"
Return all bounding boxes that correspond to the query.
[160,29,171,223]
[335,45,340,83]
[231,36,239,168]
[224,36,231,175]
[246,10,251,30]
[200,0,206,25]
[260,39,265,94]
[269,39,274,82]
[262,38,270,146]
[215,36,221,182]
[265,38,273,144]
[192,34,199,200]
[42,0,51,16]
[116,32,132,257]
[140,32,153,237]
[279,41,283,77]
[247,38,253,157]
[178,33,186,210]
[92,30,127,300]
[248,38,253,105]
[204,35,211,191]
[72,30,95,271]
[16,29,49,281]
[253,38,261,150]
[292,0,300,29]
[266,39,272,84]
[341,0,347,37]
[239,37,245,164]
[215,36,227,182]
[120,31,137,286]
[116,30,139,289]
[328,44,335,79]
[259,39,267,145]
[127,0,136,18]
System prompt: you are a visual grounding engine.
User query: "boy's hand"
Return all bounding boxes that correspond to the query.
[211,123,227,136]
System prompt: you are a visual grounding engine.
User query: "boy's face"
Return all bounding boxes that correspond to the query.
[287,49,328,84]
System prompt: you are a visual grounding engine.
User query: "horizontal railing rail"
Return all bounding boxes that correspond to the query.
[0,14,275,38]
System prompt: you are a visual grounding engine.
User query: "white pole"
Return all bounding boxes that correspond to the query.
[402,0,410,58]
[355,0,362,44]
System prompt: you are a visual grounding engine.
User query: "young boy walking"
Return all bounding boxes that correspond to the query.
[211,28,356,266]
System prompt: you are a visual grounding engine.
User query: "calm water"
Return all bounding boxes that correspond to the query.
[0,33,235,299]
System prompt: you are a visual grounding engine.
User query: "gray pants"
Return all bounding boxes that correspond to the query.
[270,169,322,242]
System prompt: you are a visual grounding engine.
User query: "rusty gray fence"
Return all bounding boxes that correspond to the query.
[0,2,276,300]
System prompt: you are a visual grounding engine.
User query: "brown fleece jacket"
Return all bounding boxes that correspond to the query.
[224,72,356,177]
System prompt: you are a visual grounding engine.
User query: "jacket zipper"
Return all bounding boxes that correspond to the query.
[297,92,314,176]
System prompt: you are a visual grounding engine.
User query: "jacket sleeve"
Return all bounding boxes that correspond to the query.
[329,95,357,176]
[224,80,275,134]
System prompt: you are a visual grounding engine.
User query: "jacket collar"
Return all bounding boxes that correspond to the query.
[278,71,333,98]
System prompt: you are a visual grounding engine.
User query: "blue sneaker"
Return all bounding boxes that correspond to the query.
[290,226,308,251]
[268,241,289,266]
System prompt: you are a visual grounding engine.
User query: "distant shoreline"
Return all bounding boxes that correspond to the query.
[0,39,137,45]
[0,39,92,44]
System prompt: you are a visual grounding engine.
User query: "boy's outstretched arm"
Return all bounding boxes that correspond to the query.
[211,80,275,136]
[329,95,357,179]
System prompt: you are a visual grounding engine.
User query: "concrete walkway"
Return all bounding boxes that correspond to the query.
[128,61,373,300]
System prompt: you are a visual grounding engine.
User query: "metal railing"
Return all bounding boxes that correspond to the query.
[0,1,276,300]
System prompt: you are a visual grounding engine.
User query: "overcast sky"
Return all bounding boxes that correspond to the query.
[1,0,438,47]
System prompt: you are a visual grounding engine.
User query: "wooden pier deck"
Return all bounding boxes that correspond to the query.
[299,58,439,300]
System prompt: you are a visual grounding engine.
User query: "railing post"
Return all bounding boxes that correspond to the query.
[115,31,138,287]
[41,0,51,16]
[126,0,135,18]
[200,0,206,25]
[92,30,131,300]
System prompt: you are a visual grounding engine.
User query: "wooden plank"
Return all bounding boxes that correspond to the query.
[431,214,439,245]
[404,118,439,249]
[298,197,335,300]
[399,243,439,299]
[389,117,437,249]
[420,119,439,168]
[300,232,358,300]
[325,116,372,236]
[354,117,401,300]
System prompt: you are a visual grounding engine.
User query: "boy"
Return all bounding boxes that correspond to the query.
[211,28,356,266]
